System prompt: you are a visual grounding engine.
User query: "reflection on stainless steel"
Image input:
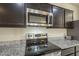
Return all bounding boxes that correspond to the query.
[34,46,38,52]
[26,45,48,53]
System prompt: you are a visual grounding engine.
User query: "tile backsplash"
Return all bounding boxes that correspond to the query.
[0,27,66,41]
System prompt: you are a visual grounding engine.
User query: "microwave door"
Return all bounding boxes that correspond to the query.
[29,14,46,24]
[26,8,51,27]
[28,13,48,26]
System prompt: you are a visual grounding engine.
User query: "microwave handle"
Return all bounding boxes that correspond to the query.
[26,8,29,25]
[51,14,53,26]
[47,15,49,25]
[48,13,53,26]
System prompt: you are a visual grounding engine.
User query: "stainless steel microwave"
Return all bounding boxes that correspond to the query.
[26,8,53,27]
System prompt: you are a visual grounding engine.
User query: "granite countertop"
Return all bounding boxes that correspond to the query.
[49,39,79,49]
[0,38,61,56]
[0,39,26,56]
[1,37,79,56]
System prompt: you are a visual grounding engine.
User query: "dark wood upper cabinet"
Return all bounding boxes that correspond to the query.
[65,9,73,28]
[0,3,26,27]
[53,6,65,28]
[27,3,40,10]
[27,3,51,12]
[40,3,51,12]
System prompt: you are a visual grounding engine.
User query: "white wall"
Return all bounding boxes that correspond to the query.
[0,3,79,41]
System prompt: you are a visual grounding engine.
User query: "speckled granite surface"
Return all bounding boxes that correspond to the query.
[49,38,79,49]
[0,39,26,56]
[1,37,79,56]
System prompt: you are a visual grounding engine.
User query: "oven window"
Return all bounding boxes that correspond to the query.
[28,13,48,24]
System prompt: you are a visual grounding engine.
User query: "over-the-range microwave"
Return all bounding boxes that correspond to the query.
[26,8,53,27]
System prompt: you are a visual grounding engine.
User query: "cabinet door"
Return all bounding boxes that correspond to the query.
[65,9,73,28]
[0,3,26,27]
[53,6,65,28]
[40,3,51,12]
[27,3,51,12]
[61,47,74,56]
[43,50,61,56]
[76,46,79,52]
[76,52,79,56]
[27,3,40,10]
[76,46,79,56]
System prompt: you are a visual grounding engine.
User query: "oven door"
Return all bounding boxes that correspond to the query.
[26,8,53,27]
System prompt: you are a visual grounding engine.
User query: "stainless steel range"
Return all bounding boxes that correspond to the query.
[25,33,48,56]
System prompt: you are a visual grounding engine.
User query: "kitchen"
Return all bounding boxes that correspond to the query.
[0,3,79,56]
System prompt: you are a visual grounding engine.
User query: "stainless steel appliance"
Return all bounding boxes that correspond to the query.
[25,33,48,56]
[26,8,53,27]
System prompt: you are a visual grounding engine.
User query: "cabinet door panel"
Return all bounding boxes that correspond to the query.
[53,6,65,28]
[65,9,73,28]
[0,3,26,27]
[43,50,61,56]
[76,46,79,52]
[61,47,74,56]
[40,3,51,12]
[27,3,51,12]
[27,3,40,10]
[76,52,79,56]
